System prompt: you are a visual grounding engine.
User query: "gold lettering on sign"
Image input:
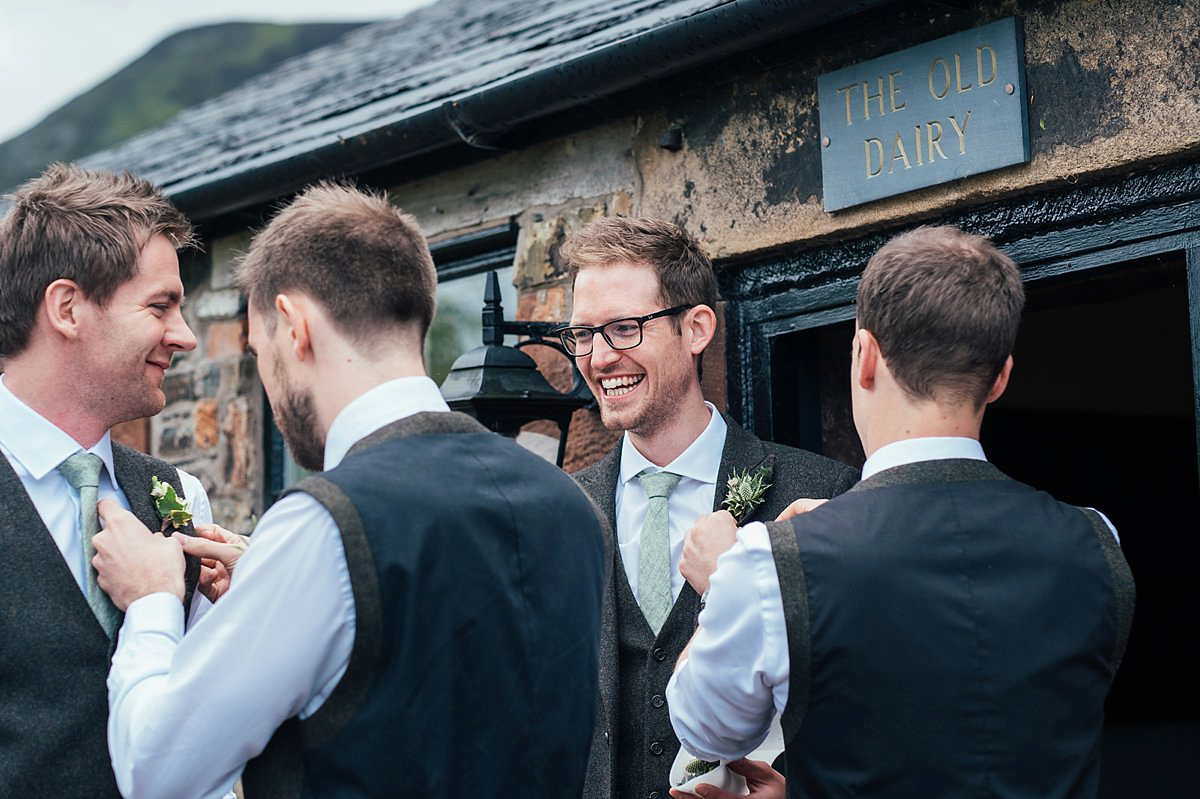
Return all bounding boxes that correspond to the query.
[913,125,924,165]
[889,70,906,113]
[929,59,951,99]
[977,45,997,86]
[837,83,858,126]
[927,121,947,161]
[865,138,885,177]
[863,77,885,120]
[954,53,972,93]
[890,133,911,172]
[947,111,971,154]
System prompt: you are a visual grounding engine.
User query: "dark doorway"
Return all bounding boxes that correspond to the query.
[768,252,1200,795]
[984,253,1199,797]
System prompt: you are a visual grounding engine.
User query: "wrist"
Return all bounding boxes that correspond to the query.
[150,574,186,603]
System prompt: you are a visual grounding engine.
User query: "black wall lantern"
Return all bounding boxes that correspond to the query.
[440,271,593,466]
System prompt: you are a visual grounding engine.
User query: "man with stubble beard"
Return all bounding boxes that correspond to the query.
[561,217,858,799]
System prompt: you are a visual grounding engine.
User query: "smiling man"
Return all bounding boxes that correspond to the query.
[562,217,858,799]
[0,163,212,798]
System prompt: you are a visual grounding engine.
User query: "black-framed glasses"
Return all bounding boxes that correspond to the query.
[556,305,691,356]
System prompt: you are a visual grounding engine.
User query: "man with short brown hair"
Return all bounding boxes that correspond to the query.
[563,216,857,799]
[668,226,1133,799]
[0,163,212,797]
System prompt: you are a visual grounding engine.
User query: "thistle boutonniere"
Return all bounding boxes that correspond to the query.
[150,475,193,531]
[721,465,773,522]
[682,758,721,780]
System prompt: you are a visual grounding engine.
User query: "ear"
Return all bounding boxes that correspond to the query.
[42,279,86,340]
[984,355,1013,405]
[274,293,313,362]
[683,304,717,356]
[854,328,879,391]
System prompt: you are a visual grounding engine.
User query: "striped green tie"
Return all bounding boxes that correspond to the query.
[58,452,120,638]
[636,470,682,635]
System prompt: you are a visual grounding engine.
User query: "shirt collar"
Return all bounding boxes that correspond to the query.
[322,376,450,470]
[861,436,986,481]
[619,401,727,485]
[0,374,118,484]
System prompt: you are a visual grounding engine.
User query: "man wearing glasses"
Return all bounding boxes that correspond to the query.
[561,217,858,799]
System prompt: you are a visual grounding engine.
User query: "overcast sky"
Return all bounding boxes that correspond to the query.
[0,0,434,142]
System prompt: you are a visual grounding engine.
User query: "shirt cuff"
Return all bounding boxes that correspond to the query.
[122,592,185,640]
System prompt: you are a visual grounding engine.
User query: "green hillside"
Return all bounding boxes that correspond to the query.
[0,21,368,193]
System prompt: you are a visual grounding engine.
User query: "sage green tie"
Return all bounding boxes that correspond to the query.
[58,452,120,638]
[636,470,682,635]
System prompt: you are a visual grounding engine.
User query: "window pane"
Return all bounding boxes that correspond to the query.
[425,266,518,385]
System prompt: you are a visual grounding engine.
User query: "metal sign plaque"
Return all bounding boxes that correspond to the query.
[818,17,1029,212]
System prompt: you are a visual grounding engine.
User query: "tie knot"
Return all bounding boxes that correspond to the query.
[57,452,104,490]
[637,470,682,500]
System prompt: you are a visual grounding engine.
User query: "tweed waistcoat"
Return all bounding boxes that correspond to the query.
[0,444,198,799]
[242,412,607,799]
[576,416,860,799]
[770,459,1134,799]
[614,551,700,799]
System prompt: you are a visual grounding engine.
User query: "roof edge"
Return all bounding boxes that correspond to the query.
[168,0,890,221]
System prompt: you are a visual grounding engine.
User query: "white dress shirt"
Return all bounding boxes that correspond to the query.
[666,436,1121,761]
[616,402,726,601]
[0,374,213,593]
[108,376,451,799]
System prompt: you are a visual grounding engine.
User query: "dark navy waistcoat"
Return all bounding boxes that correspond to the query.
[243,412,607,799]
[770,459,1134,799]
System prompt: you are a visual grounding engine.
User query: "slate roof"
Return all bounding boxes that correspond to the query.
[83,0,882,218]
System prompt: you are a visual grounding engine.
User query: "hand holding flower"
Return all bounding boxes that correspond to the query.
[181,524,249,603]
[93,500,186,610]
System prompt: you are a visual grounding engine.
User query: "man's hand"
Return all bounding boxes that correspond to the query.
[182,524,249,603]
[668,758,786,799]
[680,510,739,595]
[94,500,186,610]
[774,498,828,522]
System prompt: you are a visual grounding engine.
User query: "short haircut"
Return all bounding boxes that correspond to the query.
[857,225,1025,407]
[0,163,195,358]
[561,216,720,312]
[235,182,437,344]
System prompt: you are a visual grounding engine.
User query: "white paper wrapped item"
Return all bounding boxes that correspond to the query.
[668,751,748,796]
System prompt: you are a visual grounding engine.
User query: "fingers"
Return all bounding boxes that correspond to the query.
[774,498,828,521]
[681,511,743,595]
[96,498,135,526]
[693,784,741,799]
[724,758,786,795]
[179,535,243,568]
[725,757,774,778]
[193,523,243,546]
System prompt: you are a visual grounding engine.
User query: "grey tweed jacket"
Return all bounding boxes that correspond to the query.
[572,414,858,799]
